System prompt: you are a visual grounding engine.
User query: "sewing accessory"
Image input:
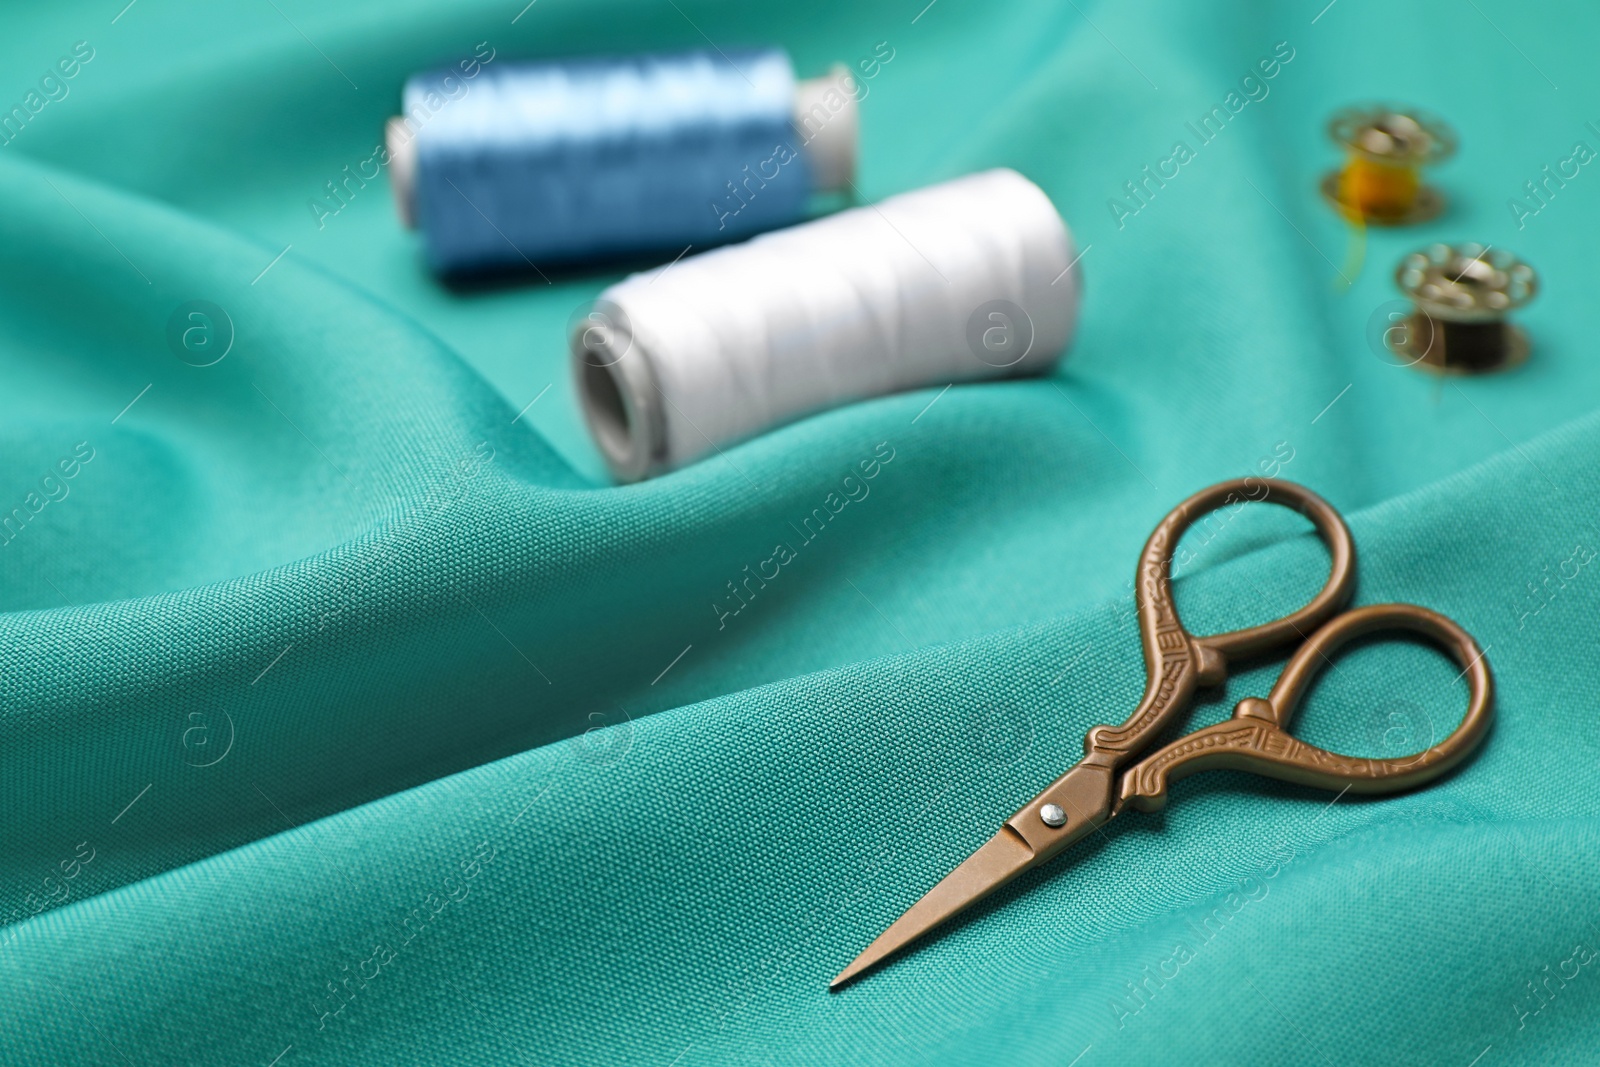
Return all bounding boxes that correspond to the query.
[573,168,1083,481]
[388,49,858,274]
[1321,106,1456,224]
[831,478,1493,988]
[1389,243,1538,373]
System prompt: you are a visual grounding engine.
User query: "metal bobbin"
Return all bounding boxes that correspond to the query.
[1321,105,1456,225]
[1389,243,1538,374]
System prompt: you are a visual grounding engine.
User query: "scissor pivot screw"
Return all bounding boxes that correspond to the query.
[1040,804,1067,827]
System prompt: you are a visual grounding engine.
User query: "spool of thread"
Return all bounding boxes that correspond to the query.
[387,49,859,274]
[1321,105,1456,225]
[572,169,1083,481]
[1390,243,1537,374]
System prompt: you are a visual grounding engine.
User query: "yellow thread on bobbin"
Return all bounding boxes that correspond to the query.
[1321,106,1455,225]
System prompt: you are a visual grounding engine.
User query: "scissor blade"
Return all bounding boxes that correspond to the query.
[830,825,1039,989]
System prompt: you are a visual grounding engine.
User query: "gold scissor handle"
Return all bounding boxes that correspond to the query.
[1082,478,1356,770]
[1116,604,1495,811]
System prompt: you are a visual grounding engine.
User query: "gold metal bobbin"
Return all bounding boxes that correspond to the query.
[1321,105,1456,225]
[1389,243,1538,374]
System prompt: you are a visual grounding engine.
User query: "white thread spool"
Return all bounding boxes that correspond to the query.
[573,169,1082,481]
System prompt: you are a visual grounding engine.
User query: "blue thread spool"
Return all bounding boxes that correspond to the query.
[387,49,858,275]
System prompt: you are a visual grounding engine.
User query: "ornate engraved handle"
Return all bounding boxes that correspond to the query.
[1117,604,1494,811]
[1081,478,1356,772]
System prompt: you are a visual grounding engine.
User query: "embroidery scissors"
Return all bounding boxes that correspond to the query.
[831,477,1493,988]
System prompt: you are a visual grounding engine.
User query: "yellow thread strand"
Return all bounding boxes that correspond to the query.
[1335,211,1366,290]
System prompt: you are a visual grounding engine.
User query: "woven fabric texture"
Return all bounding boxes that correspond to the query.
[1,1,1596,1064]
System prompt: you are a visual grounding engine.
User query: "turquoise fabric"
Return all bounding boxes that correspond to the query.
[2,1,1597,1064]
